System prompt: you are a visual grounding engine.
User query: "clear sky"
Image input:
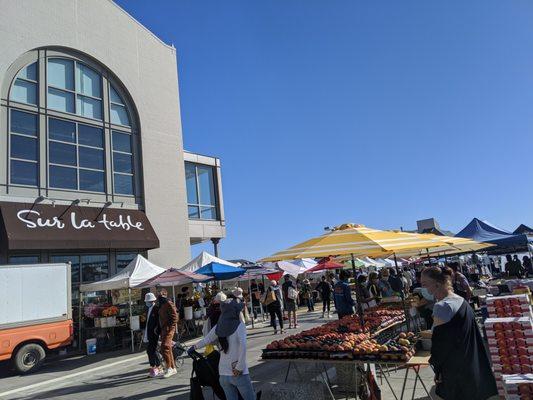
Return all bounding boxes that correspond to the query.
[115,0,533,261]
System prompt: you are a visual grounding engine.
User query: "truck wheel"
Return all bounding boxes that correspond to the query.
[13,343,46,374]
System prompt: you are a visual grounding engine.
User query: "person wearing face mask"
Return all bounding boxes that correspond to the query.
[422,266,496,400]
[143,292,162,378]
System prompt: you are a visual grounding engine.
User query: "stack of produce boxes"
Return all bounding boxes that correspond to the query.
[485,294,533,398]
[502,374,533,400]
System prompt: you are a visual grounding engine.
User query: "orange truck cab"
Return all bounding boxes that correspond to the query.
[0,263,73,373]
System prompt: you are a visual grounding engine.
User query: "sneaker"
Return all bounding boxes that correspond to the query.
[295,324,299,328]
[148,367,157,378]
[163,368,177,378]
[274,329,278,334]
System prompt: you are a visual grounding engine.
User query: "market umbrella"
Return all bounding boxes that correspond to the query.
[307,257,345,272]
[392,233,493,258]
[195,262,246,281]
[259,223,449,262]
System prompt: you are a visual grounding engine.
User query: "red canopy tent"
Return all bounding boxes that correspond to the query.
[307,257,344,273]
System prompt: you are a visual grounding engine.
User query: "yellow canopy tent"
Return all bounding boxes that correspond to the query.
[260,223,450,262]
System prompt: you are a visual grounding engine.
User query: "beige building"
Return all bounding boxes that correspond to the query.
[0,0,226,277]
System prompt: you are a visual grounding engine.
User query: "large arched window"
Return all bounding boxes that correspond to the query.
[6,49,138,199]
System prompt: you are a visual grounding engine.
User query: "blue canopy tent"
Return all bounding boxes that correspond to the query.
[195,262,246,281]
[455,218,533,253]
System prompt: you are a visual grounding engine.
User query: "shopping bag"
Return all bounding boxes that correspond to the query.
[262,289,276,306]
[190,377,205,400]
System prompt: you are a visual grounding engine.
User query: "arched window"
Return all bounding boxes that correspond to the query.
[6,50,138,198]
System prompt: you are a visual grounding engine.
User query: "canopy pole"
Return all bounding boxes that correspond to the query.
[172,285,176,304]
[129,288,134,353]
[260,275,266,321]
[393,253,399,268]
[78,289,83,351]
[248,277,254,329]
[426,248,431,265]
[350,253,357,275]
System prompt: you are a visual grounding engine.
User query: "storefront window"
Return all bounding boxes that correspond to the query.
[185,162,218,220]
[50,254,81,285]
[8,255,40,264]
[116,252,137,272]
[81,254,108,282]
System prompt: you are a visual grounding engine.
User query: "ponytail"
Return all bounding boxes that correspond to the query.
[219,336,229,353]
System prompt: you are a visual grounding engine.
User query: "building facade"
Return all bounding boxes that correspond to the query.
[0,0,226,282]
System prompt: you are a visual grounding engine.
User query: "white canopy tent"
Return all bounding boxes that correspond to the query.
[79,255,165,352]
[178,251,240,273]
[290,258,318,271]
[80,255,165,292]
[362,257,386,268]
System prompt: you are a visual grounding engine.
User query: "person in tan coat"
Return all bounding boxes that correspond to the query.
[157,288,178,378]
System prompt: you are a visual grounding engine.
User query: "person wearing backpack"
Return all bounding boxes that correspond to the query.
[285,280,299,329]
[262,280,284,334]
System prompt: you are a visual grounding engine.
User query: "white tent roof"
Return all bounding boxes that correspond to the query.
[362,257,386,268]
[178,251,240,273]
[263,260,314,278]
[291,258,318,271]
[80,255,165,292]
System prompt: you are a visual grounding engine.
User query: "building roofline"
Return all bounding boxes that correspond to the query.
[109,0,175,53]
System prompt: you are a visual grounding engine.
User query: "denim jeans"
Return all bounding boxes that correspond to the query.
[219,374,256,400]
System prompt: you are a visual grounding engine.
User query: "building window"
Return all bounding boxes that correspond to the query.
[48,118,105,192]
[47,59,102,120]
[110,85,130,126]
[9,110,39,186]
[10,62,38,105]
[185,162,218,220]
[7,52,138,198]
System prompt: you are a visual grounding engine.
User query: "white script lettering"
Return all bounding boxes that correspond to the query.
[17,210,65,229]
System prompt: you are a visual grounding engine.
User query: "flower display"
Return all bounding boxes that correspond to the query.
[101,305,119,317]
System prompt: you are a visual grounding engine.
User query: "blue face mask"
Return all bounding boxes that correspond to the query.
[146,302,154,308]
[419,287,434,301]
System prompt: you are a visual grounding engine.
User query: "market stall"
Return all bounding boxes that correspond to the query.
[260,305,434,400]
[79,255,165,352]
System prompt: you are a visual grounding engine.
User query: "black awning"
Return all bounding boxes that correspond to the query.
[0,202,159,251]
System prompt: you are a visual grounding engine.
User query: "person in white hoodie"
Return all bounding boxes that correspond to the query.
[189,299,255,400]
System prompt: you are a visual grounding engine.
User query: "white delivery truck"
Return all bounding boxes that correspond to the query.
[0,263,73,373]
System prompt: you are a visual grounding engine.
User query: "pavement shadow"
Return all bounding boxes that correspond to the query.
[0,349,143,379]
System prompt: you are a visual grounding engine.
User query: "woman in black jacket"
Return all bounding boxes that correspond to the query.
[421,266,497,400]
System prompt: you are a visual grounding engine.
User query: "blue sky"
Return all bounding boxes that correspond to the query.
[115,0,533,261]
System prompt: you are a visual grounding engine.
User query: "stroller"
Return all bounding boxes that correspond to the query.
[188,349,261,400]
[156,340,188,370]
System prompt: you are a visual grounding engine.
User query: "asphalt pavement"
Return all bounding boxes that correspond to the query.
[0,310,437,400]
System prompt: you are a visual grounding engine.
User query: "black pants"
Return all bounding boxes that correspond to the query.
[267,303,283,330]
[322,297,331,313]
[146,337,160,367]
[252,300,260,319]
